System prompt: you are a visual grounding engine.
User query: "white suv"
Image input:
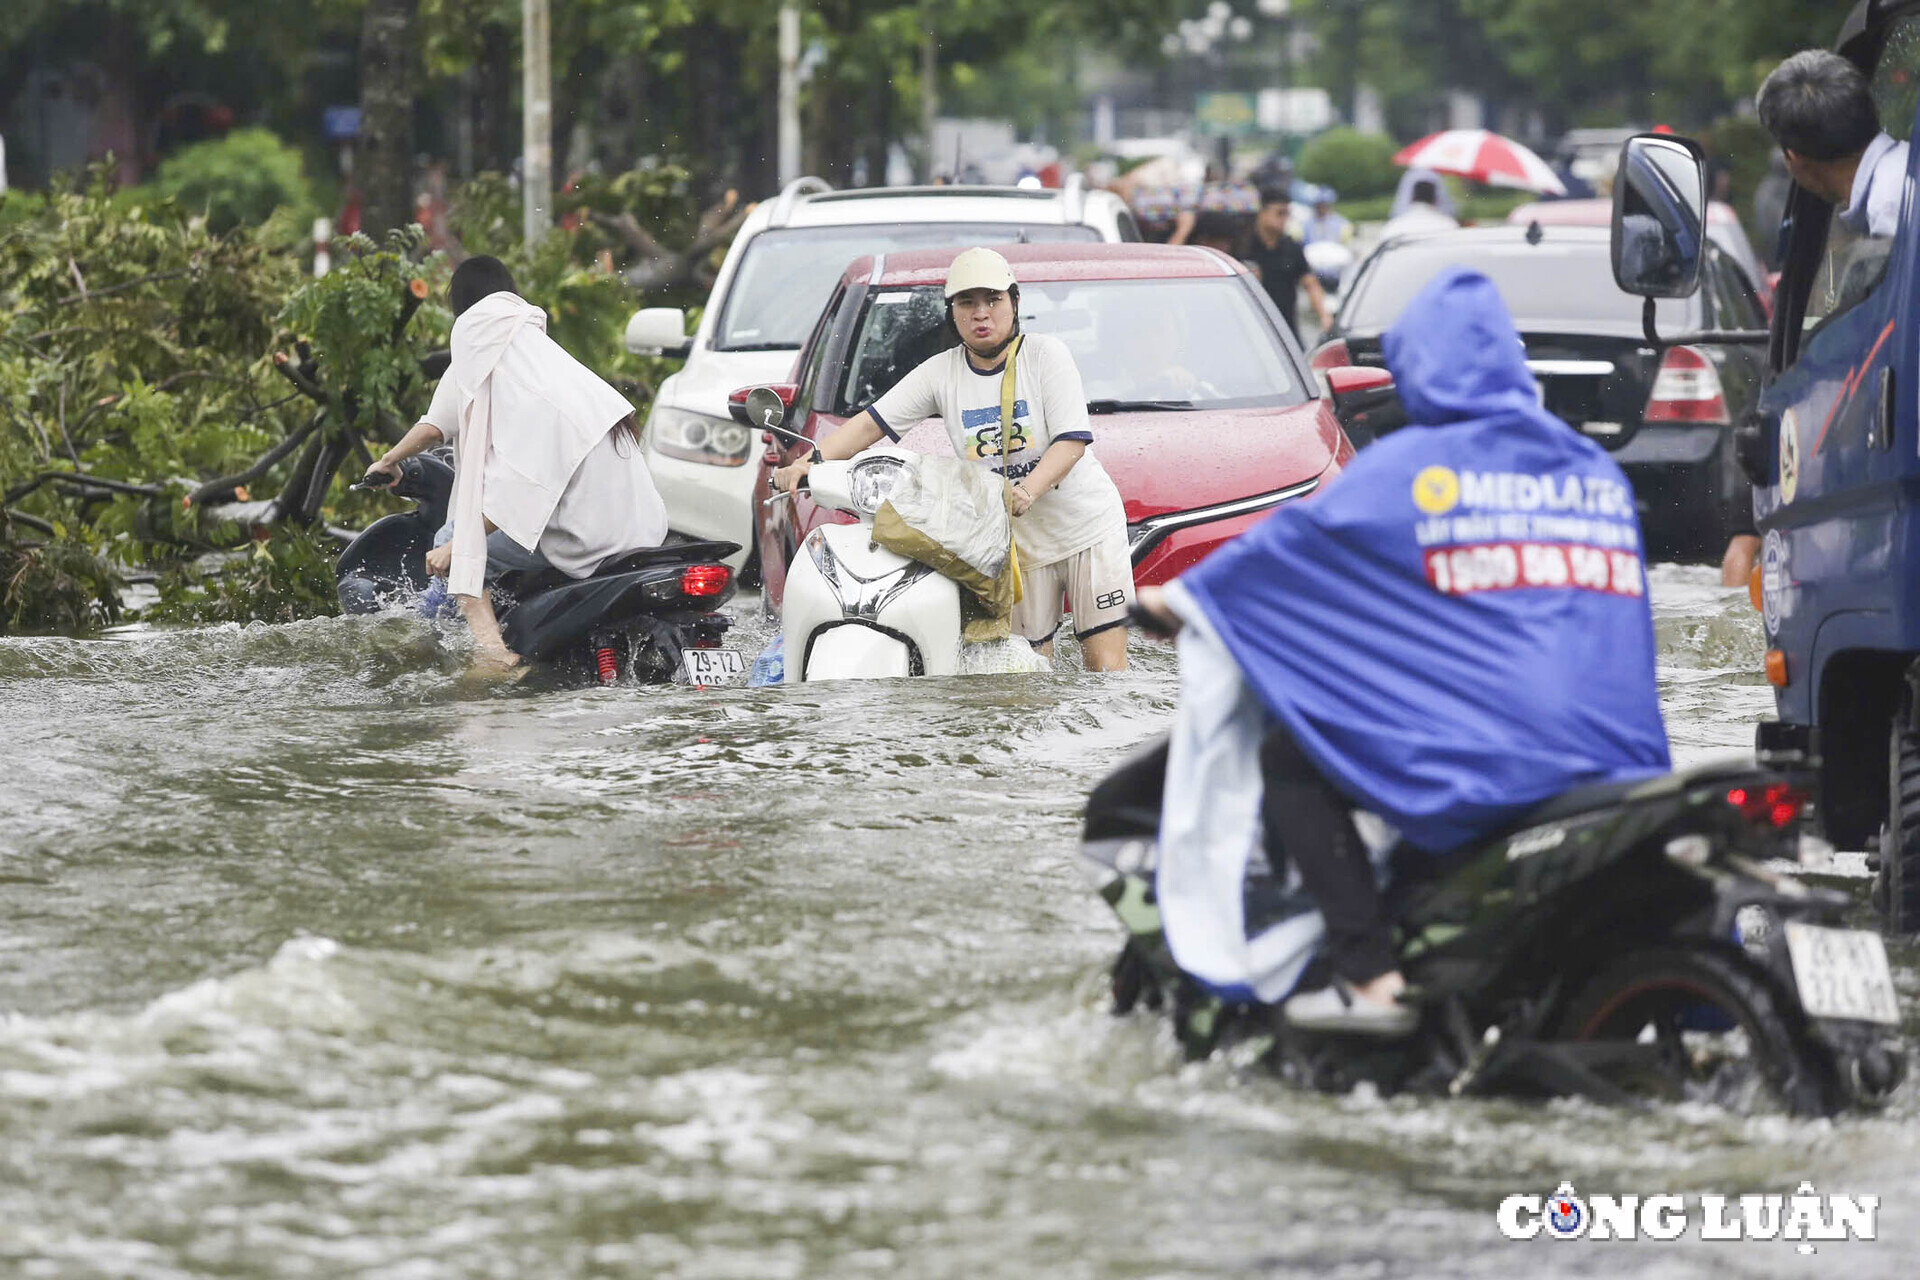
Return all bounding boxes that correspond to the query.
[624,177,1141,573]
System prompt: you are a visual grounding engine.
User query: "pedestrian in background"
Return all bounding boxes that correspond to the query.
[1238,188,1332,342]
[1380,179,1459,241]
[1302,187,1352,246]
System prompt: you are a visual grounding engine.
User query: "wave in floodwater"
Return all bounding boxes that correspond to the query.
[0,568,1915,1278]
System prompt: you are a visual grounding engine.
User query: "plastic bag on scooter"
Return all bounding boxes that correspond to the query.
[871,454,1022,634]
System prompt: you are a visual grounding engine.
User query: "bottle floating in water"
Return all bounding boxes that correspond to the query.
[749,634,785,686]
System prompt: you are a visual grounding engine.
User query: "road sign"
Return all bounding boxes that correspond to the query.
[322,107,361,141]
[1194,92,1259,138]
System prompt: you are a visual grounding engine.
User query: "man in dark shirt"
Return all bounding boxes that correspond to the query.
[1239,187,1332,342]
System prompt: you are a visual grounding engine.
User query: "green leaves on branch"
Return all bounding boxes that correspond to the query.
[149,527,343,626]
[278,224,447,440]
[0,536,123,636]
[0,165,304,587]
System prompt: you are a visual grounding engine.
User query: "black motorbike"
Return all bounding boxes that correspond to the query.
[1083,731,1907,1116]
[336,453,743,685]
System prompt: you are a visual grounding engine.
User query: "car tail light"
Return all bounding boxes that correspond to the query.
[1726,783,1806,829]
[1308,339,1351,396]
[1643,345,1729,424]
[680,564,732,598]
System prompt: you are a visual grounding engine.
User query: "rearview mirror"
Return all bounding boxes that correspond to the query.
[743,386,788,431]
[1325,366,1405,447]
[1611,135,1707,299]
[625,307,691,357]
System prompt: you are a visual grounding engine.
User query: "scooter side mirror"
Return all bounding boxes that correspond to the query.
[731,383,821,462]
[744,386,787,431]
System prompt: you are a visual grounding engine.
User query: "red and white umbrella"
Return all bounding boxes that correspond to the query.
[1392,129,1567,196]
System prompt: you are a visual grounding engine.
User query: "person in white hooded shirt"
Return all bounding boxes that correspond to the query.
[363,257,667,671]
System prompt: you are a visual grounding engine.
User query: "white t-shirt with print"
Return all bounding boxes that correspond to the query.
[869,333,1126,567]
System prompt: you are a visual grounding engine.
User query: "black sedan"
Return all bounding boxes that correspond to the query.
[1311,224,1768,560]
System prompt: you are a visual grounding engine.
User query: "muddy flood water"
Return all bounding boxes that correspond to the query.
[3,565,1916,1278]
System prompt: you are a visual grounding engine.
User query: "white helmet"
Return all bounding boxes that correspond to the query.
[943,247,1017,299]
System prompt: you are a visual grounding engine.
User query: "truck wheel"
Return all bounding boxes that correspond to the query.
[1877,718,1920,935]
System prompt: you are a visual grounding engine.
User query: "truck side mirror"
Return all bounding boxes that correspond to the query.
[1611,135,1708,300]
[1734,420,1769,486]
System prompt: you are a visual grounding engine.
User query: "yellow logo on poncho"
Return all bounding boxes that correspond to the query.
[1412,465,1461,515]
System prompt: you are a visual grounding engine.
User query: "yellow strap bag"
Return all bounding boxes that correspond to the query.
[870,337,1028,641]
[997,334,1026,609]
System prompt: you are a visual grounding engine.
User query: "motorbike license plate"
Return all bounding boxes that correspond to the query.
[678,648,747,685]
[1784,923,1902,1025]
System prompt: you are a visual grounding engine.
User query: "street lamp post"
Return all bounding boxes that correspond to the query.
[778,4,802,185]
[522,0,552,244]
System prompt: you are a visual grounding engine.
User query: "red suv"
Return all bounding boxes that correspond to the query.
[741,242,1388,612]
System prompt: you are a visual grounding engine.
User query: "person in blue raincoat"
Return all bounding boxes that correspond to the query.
[1139,266,1670,1036]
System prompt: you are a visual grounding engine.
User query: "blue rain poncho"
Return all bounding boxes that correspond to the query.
[1176,267,1670,853]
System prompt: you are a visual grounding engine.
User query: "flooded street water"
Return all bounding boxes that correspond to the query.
[3,565,1916,1278]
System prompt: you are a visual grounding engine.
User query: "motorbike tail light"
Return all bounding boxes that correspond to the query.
[680,564,732,598]
[1643,345,1729,424]
[1726,782,1806,829]
[1308,338,1351,396]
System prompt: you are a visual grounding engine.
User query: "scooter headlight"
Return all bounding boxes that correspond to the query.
[848,456,910,518]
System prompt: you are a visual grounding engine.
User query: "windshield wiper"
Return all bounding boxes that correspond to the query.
[716,341,801,352]
[1086,399,1197,414]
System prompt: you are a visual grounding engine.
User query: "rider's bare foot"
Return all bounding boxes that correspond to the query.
[471,647,524,679]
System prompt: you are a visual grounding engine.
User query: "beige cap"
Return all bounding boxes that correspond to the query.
[943,246,1017,298]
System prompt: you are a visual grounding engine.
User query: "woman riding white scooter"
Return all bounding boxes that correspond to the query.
[772,247,1133,672]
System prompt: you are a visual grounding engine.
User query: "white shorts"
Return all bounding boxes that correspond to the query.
[1012,526,1136,644]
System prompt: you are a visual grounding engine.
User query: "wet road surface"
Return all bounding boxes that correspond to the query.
[1,566,1914,1278]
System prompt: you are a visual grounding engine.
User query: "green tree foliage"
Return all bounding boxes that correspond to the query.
[0,167,316,627]
[149,527,343,625]
[445,167,691,395]
[148,128,319,235]
[0,167,304,538]
[1298,127,1403,199]
[0,536,123,635]
[0,150,736,633]
[279,224,447,440]
[1298,0,1840,133]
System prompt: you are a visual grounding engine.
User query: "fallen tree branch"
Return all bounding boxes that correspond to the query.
[687,192,751,256]
[391,278,429,347]
[3,508,56,536]
[40,470,167,498]
[587,210,668,261]
[186,411,325,506]
[272,352,329,404]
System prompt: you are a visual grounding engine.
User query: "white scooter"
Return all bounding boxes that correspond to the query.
[748,387,963,682]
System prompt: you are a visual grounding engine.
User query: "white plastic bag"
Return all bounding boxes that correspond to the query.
[874,454,1011,586]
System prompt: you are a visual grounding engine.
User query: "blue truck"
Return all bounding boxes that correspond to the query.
[1619,0,1920,933]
